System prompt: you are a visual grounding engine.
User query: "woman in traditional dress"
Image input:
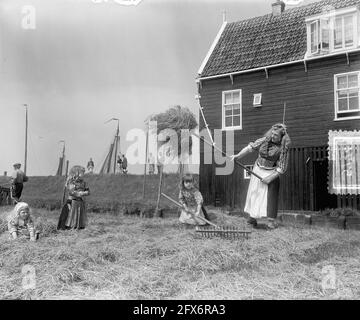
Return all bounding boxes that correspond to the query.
[178,173,207,226]
[230,123,291,228]
[57,165,90,230]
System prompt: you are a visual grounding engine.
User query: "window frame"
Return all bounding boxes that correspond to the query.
[332,14,357,52]
[310,20,319,54]
[253,93,262,107]
[222,89,242,131]
[334,71,360,121]
[305,7,358,56]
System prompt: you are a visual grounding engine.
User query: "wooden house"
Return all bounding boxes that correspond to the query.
[197,0,360,211]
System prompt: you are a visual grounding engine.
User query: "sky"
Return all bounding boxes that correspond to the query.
[0,0,318,176]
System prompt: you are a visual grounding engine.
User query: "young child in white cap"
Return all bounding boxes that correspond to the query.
[7,202,37,241]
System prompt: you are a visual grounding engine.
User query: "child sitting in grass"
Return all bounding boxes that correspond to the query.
[7,202,37,241]
[178,174,207,226]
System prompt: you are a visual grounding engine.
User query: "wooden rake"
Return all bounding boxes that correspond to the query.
[161,193,251,240]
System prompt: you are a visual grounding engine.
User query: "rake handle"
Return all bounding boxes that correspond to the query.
[193,133,263,180]
[161,192,218,228]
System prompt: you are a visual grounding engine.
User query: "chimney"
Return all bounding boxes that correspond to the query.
[272,0,285,16]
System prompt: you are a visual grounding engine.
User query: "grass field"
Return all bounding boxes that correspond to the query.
[1,206,360,300]
[0,174,184,213]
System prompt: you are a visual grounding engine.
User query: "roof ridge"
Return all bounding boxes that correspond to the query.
[227,0,356,26]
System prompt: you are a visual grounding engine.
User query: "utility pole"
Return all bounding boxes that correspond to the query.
[142,120,149,199]
[23,104,28,175]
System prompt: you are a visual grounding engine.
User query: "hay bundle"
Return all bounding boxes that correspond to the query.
[149,105,198,159]
[150,105,198,134]
[0,217,7,234]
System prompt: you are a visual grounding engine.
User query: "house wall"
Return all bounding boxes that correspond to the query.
[198,53,360,210]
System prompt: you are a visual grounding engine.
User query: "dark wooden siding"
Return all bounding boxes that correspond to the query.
[201,146,360,211]
[199,53,360,150]
[199,53,360,211]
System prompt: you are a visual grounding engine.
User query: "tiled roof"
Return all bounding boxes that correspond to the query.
[200,0,360,78]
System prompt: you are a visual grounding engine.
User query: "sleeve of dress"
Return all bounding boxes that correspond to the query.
[194,190,204,206]
[248,137,267,151]
[178,190,186,206]
[7,218,18,234]
[276,148,290,174]
[83,182,90,195]
[68,182,83,198]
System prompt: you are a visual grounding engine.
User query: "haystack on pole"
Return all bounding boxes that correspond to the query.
[148,106,198,217]
[101,118,120,174]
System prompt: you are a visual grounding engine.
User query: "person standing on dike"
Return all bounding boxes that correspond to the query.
[230,123,291,229]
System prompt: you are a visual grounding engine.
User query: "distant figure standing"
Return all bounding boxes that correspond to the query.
[121,154,128,174]
[148,152,155,175]
[87,158,94,174]
[10,163,28,203]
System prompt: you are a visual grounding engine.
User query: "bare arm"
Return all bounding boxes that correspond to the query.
[230,145,253,161]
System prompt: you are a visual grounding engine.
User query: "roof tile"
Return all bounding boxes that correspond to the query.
[200,0,360,77]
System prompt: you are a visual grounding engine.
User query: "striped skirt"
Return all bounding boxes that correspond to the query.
[64,199,87,229]
[244,163,280,219]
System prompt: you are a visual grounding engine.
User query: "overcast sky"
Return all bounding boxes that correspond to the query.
[0,0,317,176]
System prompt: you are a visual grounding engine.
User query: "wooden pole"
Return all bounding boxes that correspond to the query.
[113,121,119,174]
[62,160,70,205]
[142,126,149,199]
[24,104,28,175]
[193,133,263,180]
[161,192,218,228]
[282,102,286,124]
[65,160,69,177]
[155,165,163,217]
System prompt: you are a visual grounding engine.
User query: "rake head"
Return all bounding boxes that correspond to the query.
[195,225,251,240]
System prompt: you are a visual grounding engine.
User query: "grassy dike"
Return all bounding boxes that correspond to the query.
[0,173,186,214]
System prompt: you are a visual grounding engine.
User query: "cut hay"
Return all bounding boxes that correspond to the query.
[0,218,7,234]
[1,208,360,299]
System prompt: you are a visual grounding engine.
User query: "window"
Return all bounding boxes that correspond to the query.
[222,90,242,130]
[244,165,254,179]
[253,93,262,107]
[306,8,357,56]
[320,18,330,51]
[334,15,355,50]
[310,20,319,54]
[309,19,330,54]
[334,71,360,120]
